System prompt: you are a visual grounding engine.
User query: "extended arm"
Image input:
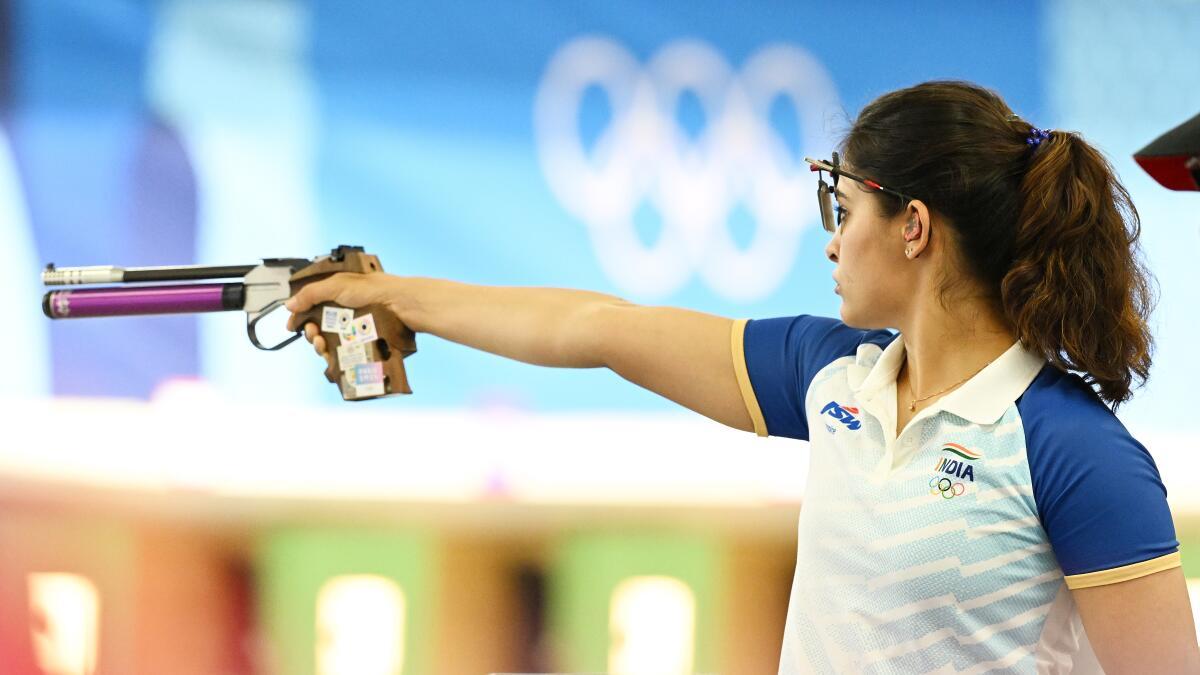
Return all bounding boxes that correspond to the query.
[286,274,754,431]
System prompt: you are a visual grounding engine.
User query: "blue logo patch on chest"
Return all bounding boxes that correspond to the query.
[820,401,861,430]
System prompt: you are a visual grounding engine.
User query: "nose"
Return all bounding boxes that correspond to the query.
[825,233,839,264]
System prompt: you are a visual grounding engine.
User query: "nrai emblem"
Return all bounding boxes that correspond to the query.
[821,401,862,430]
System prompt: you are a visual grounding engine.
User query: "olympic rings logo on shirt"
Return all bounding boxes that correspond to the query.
[534,36,843,299]
[929,476,966,499]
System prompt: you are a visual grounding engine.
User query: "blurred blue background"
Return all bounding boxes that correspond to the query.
[0,0,1195,421]
[2,0,1065,410]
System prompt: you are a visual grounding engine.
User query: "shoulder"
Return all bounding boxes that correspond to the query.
[1017,366,1146,466]
[735,315,894,440]
[742,315,895,368]
[1016,366,1178,581]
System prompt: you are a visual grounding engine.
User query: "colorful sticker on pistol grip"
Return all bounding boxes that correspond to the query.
[351,362,384,384]
[341,313,378,344]
[350,362,386,397]
[337,342,369,370]
[321,306,341,332]
[321,306,355,334]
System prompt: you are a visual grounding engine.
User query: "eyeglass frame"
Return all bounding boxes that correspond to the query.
[803,152,915,233]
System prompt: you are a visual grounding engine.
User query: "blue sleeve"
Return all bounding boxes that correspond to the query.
[740,315,893,441]
[1019,368,1179,586]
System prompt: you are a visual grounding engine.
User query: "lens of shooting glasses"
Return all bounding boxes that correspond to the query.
[817,177,836,233]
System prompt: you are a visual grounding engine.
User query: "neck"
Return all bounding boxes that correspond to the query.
[896,294,1016,404]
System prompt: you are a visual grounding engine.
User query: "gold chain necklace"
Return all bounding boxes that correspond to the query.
[903,358,995,412]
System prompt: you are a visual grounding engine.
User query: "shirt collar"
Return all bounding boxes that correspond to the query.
[851,335,1047,426]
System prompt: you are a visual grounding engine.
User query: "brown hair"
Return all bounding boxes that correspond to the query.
[841,80,1155,408]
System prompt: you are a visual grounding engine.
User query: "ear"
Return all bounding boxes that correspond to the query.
[901,200,933,260]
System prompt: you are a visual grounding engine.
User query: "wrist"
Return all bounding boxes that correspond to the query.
[383,275,425,332]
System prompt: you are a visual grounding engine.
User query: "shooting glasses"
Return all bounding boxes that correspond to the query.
[804,152,914,232]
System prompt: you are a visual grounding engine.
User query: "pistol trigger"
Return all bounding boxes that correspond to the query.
[246,299,303,351]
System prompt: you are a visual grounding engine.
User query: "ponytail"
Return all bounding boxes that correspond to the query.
[1002,130,1155,407]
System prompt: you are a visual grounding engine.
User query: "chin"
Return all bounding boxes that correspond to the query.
[837,301,862,327]
[838,301,891,331]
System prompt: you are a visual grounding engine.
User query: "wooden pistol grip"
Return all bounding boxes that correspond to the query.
[363,302,416,394]
[289,249,416,399]
[293,302,417,399]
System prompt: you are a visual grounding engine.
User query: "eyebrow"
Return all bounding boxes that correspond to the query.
[835,188,849,202]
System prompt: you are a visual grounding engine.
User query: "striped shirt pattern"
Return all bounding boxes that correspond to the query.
[733,316,1179,674]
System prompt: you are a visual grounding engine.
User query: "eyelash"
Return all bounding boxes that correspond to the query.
[835,204,849,226]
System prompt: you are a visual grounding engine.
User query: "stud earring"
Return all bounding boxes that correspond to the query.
[905,246,913,256]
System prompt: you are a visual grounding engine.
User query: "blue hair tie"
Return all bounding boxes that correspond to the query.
[1026,127,1051,148]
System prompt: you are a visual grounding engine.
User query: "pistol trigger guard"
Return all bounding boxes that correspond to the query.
[247,299,302,351]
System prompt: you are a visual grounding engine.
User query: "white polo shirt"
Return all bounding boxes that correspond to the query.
[732,315,1179,674]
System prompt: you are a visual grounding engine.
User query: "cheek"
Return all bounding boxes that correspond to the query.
[839,228,896,288]
[838,230,874,277]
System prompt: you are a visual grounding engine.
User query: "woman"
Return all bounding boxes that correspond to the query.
[287,81,1199,672]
